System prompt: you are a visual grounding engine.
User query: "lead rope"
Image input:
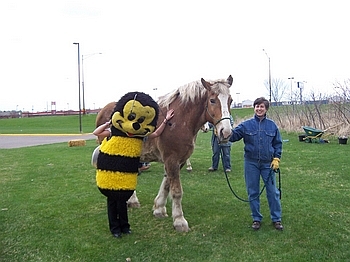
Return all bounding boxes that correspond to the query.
[222,151,281,202]
[223,168,267,203]
[277,168,282,199]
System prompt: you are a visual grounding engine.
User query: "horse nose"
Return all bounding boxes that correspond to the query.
[219,128,232,141]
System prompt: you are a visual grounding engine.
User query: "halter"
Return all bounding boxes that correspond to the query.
[205,106,231,126]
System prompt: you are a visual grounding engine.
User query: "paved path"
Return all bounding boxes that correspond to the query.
[0,134,96,149]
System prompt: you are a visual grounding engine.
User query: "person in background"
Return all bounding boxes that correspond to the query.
[229,97,283,231]
[208,115,234,172]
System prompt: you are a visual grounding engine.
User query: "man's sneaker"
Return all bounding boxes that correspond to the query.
[252,221,261,230]
[273,221,283,230]
[208,167,217,172]
[225,169,231,172]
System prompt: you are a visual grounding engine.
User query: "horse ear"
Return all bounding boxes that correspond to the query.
[227,75,233,86]
[201,78,211,90]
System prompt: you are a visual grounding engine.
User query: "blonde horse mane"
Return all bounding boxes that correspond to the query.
[158,78,231,109]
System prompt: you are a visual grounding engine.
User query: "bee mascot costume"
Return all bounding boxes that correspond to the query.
[96,91,159,238]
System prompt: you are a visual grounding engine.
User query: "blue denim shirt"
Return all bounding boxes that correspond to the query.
[229,114,282,162]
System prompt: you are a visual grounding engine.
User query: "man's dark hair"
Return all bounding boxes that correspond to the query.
[253,97,269,110]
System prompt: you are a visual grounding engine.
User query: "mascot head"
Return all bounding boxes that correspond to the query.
[110,92,159,137]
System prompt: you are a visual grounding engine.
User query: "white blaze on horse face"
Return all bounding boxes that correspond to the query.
[216,93,232,140]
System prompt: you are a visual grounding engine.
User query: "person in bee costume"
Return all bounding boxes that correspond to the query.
[96,91,159,238]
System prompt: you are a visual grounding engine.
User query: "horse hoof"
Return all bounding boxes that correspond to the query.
[174,225,190,232]
[153,208,168,218]
[173,218,189,232]
[127,202,140,208]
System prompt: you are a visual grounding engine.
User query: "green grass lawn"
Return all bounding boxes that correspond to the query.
[1,125,350,261]
[0,114,96,134]
[0,108,253,135]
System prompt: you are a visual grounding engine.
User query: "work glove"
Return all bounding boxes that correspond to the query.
[270,158,280,171]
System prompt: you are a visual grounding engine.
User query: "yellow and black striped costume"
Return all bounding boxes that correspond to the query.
[95,91,159,191]
[96,136,143,190]
[94,91,159,236]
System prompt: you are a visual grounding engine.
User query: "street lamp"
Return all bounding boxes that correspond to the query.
[288,77,294,104]
[82,52,102,115]
[297,81,306,103]
[152,88,158,100]
[263,49,272,103]
[73,42,82,133]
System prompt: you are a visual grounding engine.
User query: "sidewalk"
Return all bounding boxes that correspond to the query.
[0,134,96,149]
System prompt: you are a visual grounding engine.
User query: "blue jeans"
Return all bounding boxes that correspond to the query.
[244,159,282,222]
[211,142,231,170]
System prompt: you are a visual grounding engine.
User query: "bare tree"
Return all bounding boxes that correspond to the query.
[332,80,350,125]
[268,80,350,138]
[264,78,289,104]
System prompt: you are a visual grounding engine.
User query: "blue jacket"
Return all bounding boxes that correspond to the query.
[229,114,282,162]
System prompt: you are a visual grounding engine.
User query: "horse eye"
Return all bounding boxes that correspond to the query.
[128,113,136,121]
[210,99,216,104]
[138,116,145,123]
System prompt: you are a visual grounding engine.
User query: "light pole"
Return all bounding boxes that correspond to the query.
[82,52,102,115]
[73,42,82,133]
[297,81,306,103]
[152,88,158,100]
[263,49,272,103]
[288,77,294,104]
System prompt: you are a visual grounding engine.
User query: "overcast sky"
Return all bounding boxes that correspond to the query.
[1,0,349,111]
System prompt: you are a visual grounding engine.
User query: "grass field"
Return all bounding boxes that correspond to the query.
[1,113,350,261]
[0,108,254,135]
[0,114,97,134]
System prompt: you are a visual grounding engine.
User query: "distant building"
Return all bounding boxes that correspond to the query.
[242,100,253,108]
[231,102,241,108]
[0,111,21,119]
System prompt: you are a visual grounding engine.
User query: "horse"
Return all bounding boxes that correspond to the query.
[185,121,210,172]
[95,75,233,232]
